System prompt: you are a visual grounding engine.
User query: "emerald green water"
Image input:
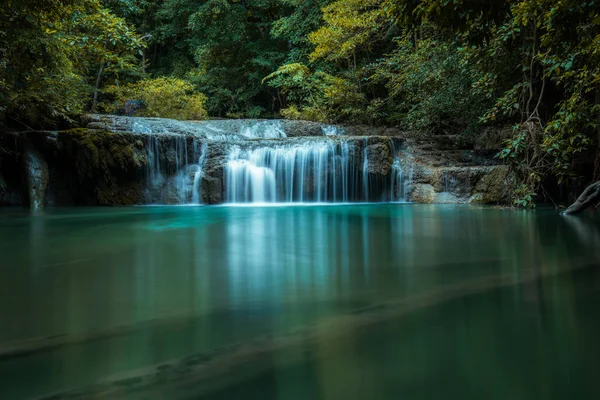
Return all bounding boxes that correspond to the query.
[0,204,599,399]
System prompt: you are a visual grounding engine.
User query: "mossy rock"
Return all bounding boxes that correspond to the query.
[365,142,393,175]
[96,183,145,205]
[58,128,145,183]
[473,166,512,204]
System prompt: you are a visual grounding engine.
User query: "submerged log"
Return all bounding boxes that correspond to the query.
[563,181,600,215]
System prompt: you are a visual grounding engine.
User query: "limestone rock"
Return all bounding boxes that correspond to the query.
[411,184,436,203]
[365,142,393,175]
[472,165,512,204]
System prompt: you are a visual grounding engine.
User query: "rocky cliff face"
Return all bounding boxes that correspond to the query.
[398,132,513,204]
[0,115,511,208]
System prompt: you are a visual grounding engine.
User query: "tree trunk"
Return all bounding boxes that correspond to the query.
[91,62,105,113]
[563,181,600,215]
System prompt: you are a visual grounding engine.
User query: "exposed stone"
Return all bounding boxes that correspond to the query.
[411,184,436,203]
[433,192,463,204]
[410,163,435,184]
[472,165,512,204]
[281,120,326,137]
[474,126,514,150]
[365,142,393,175]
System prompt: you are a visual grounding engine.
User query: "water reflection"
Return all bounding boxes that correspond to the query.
[0,205,599,399]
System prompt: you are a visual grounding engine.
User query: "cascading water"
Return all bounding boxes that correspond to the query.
[390,158,406,202]
[388,139,413,203]
[191,142,208,204]
[322,126,344,136]
[126,116,291,141]
[239,121,287,139]
[362,138,370,202]
[143,135,193,204]
[117,115,412,205]
[224,140,369,203]
[134,120,199,204]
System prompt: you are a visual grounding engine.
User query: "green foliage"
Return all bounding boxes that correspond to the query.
[373,33,489,132]
[0,0,143,127]
[264,63,372,123]
[150,0,289,117]
[469,0,600,201]
[104,77,208,120]
[271,0,332,63]
[513,183,537,209]
[309,0,386,62]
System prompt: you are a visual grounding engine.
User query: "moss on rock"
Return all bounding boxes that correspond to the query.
[57,128,147,205]
[365,142,393,175]
[96,183,146,205]
[58,128,145,183]
[473,166,511,204]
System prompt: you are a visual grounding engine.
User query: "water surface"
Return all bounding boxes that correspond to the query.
[0,204,599,399]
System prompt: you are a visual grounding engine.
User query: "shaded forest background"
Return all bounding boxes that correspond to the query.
[1,0,599,206]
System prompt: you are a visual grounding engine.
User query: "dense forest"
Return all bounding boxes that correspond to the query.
[1,0,599,207]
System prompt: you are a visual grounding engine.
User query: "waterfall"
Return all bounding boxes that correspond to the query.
[115,116,414,205]
[146,135,163,189]
[133,119,213,205]
[142,134,194,204]
[341,142,355,203]
[174,136,189,201]
[191,142,208,204]
[390,159,405,202]
[362,139,370,202]
[225,141,366,203]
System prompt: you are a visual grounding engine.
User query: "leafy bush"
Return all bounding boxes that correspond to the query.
[264,63,372,124]
[104,77,208,120]
[512,184,537,209]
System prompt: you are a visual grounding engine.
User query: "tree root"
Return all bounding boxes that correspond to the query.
[562,181,600,215]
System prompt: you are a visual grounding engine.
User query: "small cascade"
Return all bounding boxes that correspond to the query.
[145,135,163,189]
[173,137,190,202]
[388,139,413,203]
[341,142,357,202]
[143,134,194,204]
[191,142,208,204]
[390,159,406,202]
[239,121,287,139]
[225,140,366,203]
[362,138,370,202]
[322,126,345,136]
[443,173,457,193]
[117,115,291,141]
[133,120,153,134]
